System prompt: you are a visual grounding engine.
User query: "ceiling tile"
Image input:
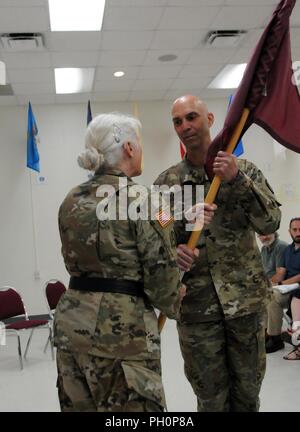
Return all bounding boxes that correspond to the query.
[179,64,224,78]
[7,68,54,83]
[129,90,166,100]
[143,49,192,65]
[133,78,173,91]
[95,66,139,80]
[94,79,135,92]
[101,31,154,50]
[167,0,225,4]
[103,7,164,31]
[138,65,182,79]
[211,5,275,30]
[150,30,206,50]
[187,48,236,65]
[0,6,49,32]
[170,76,211,90]
[94,91,130,102]
[12,81,54,95]
[98,50,146,66]
[45,32,102,52]
[225,0,277,5]
[228,47,254,63]
[0,1,47,5]
[2,52,52,68]
[159,6,220,30]
[108,0,168,6]
[242,29,265,47]
[51,51,98,67]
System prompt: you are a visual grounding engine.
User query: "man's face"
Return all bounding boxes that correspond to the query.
[289,220,300,243]
[171,97,214,150]
[258,233,276,247]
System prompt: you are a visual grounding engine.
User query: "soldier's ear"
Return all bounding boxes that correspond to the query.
[123,141,134,158]
[207,112,214,128]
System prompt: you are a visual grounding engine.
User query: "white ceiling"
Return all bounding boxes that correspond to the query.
[0,0,299,105]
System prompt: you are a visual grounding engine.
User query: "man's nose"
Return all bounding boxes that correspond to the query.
[181,119,191,130]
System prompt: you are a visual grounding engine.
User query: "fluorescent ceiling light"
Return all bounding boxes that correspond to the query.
[114,71,125,78]
[208,63,247,89]
[0,61,6,85]
[55,68,95,94]
[49,0,106,31]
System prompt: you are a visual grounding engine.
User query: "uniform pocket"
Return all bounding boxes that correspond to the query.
[143,308,160,355]
[121,360,166,410]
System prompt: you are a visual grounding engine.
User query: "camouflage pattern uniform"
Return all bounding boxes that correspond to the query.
[54,167,181,412]
[155,158,281,412]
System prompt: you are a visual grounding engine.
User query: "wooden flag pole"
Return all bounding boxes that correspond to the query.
[158,108,250,333]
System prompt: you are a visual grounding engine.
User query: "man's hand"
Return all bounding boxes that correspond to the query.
[213,151,239,183]
[176,244,199,272]
[179,284,187,302]
[185,202,217,228]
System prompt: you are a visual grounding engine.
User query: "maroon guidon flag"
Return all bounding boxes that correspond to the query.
[205,0,300,179]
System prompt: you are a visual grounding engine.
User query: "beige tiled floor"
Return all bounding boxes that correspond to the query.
[0,321,299,412]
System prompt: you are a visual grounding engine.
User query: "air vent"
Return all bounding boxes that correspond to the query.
[206,30,247,48]
[0,33,44,51]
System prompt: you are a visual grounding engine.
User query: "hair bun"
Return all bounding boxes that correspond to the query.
[77,148,104,171]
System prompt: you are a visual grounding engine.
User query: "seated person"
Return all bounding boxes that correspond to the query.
[266,217,300,353]
[258,232,288,282]
[283,292,300,360]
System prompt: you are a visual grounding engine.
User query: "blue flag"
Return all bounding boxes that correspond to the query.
[27,102,40,172]
[87,100,93,125]
[228,95,244,157]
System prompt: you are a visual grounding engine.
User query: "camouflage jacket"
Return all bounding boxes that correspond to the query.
[54,167,181,360]
[154,158,281,322]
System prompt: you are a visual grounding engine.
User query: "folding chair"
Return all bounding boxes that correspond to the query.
[0,286,53,370]
[43,279,66,353]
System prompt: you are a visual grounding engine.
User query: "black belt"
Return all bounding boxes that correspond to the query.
[69,276,144,297]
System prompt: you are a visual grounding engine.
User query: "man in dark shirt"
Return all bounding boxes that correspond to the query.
[266,218,300,353]
[258,232,287,280]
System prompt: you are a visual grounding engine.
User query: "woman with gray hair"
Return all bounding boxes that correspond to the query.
[54,112,182,412]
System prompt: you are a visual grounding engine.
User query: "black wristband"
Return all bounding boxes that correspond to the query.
[278,281,282,285]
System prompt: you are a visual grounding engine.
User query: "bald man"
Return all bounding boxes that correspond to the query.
[154,95,281,412]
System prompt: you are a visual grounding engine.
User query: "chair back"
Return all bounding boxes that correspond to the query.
[0,286,26,320]
[44,280,66,315]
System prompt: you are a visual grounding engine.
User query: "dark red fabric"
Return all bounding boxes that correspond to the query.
[6,319,48,330]
[46,281,66,310]
[0,289,25,320]
[205,0,299,180]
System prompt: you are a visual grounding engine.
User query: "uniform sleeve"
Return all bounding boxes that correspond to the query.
[135,217,181,320]
[228,160,281,235]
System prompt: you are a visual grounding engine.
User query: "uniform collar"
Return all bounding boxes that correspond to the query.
[180,157,208,184]
[94,165,127,178]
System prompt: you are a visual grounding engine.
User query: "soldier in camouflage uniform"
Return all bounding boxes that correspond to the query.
[54,112,183,412]
[154,95,281,412]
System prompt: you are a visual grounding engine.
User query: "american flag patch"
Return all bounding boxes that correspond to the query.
[155,209,173,228]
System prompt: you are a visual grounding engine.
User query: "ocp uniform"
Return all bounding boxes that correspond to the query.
[54,167,181,412]
[155,157,281,412]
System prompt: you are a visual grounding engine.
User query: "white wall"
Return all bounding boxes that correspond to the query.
[1,99,300,315]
